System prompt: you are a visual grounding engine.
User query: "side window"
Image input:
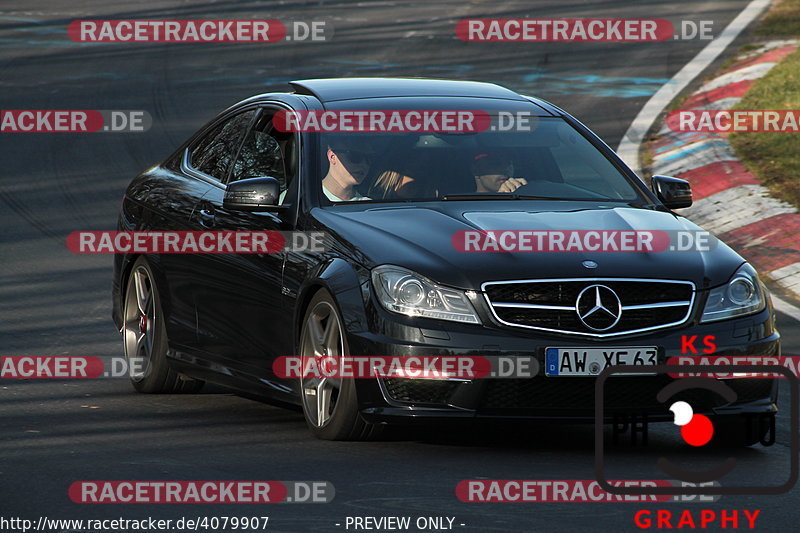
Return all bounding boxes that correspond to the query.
[229,108,299,205]
[189,110,255,181]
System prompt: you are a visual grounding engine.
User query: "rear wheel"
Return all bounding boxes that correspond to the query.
[122,257,203,393]
[299,289,381,440]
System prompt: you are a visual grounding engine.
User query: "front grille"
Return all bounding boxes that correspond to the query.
[480,377,773,414]
[483,278,694,336]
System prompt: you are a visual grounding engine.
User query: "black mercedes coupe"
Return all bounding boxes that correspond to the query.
[112,78,779,441]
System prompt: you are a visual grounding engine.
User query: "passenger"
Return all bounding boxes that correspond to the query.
[369,170,419,199]
[471,153,527,193]
[321,145,372,201]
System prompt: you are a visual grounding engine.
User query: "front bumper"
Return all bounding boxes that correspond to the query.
[348,305,780,424]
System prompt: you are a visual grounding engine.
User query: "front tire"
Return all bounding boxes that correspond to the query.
[122,257,203,393]
[298,289,381,440]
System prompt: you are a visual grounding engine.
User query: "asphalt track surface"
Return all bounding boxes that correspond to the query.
[1,1,800,531]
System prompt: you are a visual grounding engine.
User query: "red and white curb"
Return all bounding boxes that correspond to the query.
[648,40,800,302]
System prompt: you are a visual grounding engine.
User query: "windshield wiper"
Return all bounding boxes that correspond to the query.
[441,193,534,201]
[440,194,591,201]
[516,195,579,201]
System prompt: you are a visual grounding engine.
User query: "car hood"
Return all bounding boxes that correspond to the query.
[313,202,745,290]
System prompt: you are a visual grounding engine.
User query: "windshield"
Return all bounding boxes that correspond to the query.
[316,116,645,204]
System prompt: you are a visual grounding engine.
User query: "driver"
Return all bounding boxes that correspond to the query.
[278,141,373,204]
[471,153,527,193]
[321,143,372,201]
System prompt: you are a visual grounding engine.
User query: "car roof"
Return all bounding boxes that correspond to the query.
[289,77,529,103]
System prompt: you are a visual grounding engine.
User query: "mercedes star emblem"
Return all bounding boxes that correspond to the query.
[575,284,622,331]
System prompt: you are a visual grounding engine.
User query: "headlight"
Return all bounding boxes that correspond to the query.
[371,265,481,324]
[700,263,766,323]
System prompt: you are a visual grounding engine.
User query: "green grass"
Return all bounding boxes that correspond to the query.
[729,48,800,208]
[756,0,800,36]
[725,0,800,208]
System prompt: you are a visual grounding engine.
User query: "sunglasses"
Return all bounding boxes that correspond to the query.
[335,149,372,165]
[479,163,514,177]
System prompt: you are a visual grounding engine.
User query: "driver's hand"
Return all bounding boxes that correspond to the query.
[498,177,527,193]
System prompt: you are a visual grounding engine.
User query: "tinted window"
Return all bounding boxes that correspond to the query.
[230,109,299,206]
[548,136,634,199]
[230,112,287,184]
[190,110,255,181]
[318,117,643,203]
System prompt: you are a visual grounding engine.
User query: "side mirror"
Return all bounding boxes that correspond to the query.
[651,175,692,209]
[223,177,282,211]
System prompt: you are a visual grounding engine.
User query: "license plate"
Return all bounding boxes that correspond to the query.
[545,347,658,376]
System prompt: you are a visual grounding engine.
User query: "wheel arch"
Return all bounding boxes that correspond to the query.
[113,253,140,331]
[292,258,370,353]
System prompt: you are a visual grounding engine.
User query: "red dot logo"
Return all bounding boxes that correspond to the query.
[680,414,714,446]
[670,401,714,446]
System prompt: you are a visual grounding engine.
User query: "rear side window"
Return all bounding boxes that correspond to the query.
[189,110,255,181]
[229,107,299,205]
[229,111,287,184]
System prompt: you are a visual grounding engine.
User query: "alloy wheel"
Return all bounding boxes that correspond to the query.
[123,265,155,381]
[300,300,344,427]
